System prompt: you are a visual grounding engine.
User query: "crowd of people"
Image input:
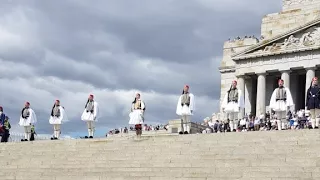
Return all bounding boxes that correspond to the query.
[106,124,168,137]
[202,109,318,134]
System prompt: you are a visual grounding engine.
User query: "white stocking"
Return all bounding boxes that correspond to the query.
[316,118,320,128]
[311,119,316,129]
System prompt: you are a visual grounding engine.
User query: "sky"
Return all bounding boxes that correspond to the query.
[0,0,281,137]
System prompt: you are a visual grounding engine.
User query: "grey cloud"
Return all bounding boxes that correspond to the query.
[0,0,280,136]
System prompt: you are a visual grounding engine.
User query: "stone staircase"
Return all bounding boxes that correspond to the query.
[0,130,319,180]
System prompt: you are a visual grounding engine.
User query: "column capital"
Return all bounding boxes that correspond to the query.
[236,74,245,78]
[256,72,266,76]
[279,70,291,73]
[305,67,317,71]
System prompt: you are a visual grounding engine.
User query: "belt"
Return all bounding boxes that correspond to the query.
[276,99,286,101]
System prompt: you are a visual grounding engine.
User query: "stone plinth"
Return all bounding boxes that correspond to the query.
[168,119,207,134]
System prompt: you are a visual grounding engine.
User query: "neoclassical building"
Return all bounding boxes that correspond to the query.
[219,0,320,118]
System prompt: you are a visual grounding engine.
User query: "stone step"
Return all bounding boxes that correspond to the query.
[1,130,319,179]
[0,169,319,180]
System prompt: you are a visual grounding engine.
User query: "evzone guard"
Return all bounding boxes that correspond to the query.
[221,80,244,132]
[49,100,68,140]
[19,102,37,141]
[306,77,320,129]
[129,93,146,138]
[269,79,294,130]
[81,94,99,138]
[176,85,195,134]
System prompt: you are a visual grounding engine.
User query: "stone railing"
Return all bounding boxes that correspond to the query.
[168,119,208,134]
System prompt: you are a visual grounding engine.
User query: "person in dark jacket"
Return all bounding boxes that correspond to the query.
[306,77,320,129]
[0,106,5,127]
[1,116,11,142]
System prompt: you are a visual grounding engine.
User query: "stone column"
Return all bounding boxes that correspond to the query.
[244,78,252,116]
[237,75,245,119]
[256,73,266,117]
[305,67,316,101]
[281,70,290,88]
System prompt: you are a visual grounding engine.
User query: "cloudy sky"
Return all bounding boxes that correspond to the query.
[0,0,281,137]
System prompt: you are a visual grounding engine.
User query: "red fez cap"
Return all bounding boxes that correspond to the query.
[56,100,60,102]
[312,77,318,81]
[184,85,189,88]
[26,102,30,105]
[89,94,94,97]
[232,80,237,84]
[278,79,284,83]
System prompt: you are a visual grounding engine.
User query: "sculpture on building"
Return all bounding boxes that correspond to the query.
[254,26,320,55]
[269,79,294,130]
[221,80,245,132]
[300,32,315,46]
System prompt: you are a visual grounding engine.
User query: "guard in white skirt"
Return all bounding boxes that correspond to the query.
[176,85,195,134]
[269,79,294,130]
[49,100,68,140]
[81,94,99,138]
[19,102,37,141]
[129,93,146,137]
[221,80,245,132]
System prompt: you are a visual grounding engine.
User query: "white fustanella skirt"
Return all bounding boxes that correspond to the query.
[270,100,286,111]
[224,102,240,113]
[129,110,144,125]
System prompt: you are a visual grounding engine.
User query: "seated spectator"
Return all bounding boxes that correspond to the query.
[212,120,222,133]
[254,117,260,131]
[266,118,271,130]
[239,118,246,131]
[248,119,254,131]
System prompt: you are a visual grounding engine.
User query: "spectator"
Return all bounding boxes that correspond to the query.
[254,117,260,131]
[0,106,5,127]
[1,116,11,142]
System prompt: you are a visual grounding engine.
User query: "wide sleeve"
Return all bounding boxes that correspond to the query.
[141,101,146,110]
[238,90,245,108]
[94,102,99,118]
[30,109,37,124]
[221,93,228,109]
[189,94,195,111]
[285,87,294,107]
[60,107,69,122]
[269,89,277,109]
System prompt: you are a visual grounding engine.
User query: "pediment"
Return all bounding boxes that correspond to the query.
[232,18,320,60]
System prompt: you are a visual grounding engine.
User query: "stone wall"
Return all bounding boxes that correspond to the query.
[261,0,320,39]
[283,0,320,11]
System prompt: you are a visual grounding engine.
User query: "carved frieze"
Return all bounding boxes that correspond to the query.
[243,25,320,56]
[283,0,318,6]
